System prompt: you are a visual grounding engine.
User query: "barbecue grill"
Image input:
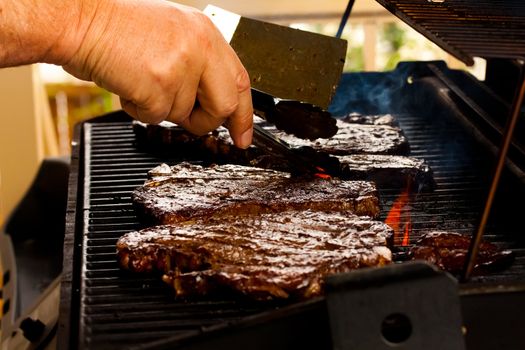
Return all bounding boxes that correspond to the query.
[5,1,525,349]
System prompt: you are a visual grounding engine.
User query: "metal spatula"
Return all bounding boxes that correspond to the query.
[205,5,347,139]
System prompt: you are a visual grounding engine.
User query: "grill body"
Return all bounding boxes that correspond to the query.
[59,62,525,349]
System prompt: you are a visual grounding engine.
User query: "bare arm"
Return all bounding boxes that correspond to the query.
[0,0,253,148]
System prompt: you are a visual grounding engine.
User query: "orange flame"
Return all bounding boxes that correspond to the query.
[314,173,332,179]
[314,166,332,180]
[402,217,411,246]
[385,190,412,246]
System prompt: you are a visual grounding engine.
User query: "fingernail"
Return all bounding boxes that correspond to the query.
[238,128,253,149]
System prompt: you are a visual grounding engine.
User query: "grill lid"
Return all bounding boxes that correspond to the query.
[375,0,525,65]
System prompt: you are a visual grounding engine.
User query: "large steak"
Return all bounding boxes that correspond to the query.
[117,211,393,300]
[132,163,381,224]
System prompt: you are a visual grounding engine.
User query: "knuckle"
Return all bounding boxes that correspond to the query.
[192,13,215,51]
[141,109,167,125]
[236,68,251,93]
[137,97,170,124]
[169,103,193,124]
[215,99,239,118]
[175,45,193,68]
[195,11,217,34]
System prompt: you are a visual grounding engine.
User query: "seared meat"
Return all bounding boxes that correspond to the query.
[340,112,398,126]
[132,163,380,224]
[264,119,409,155]
[117,211,393,300]
[133,121,259,163]
[409,231,514,275]
[134,117,409,158]
[132,117,424,190]
[338,154,435,191]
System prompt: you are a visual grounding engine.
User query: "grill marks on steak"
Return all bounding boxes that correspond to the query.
[117,211,393,300]
[132,163,381,224]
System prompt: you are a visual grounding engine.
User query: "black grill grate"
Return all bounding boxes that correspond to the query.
[379,114,525,283]
[74,122,288,348]
[60,66,525,348]
[375,0,525,65]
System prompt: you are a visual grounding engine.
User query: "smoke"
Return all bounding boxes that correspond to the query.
[328,62,418,116]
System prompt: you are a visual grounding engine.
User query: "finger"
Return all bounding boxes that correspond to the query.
[197,52,253,147]
[120,93,171,125]
[225,84,253,148]
[120,97,139,120]
[179,75,253,145]
[197,60,241,122]
[164,76,200,126]
[178,105,227,136]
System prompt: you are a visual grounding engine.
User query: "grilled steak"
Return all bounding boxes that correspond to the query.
[132,117,425,190]
[134,117,409,158]
[409,231,514,275]
[340,112,398,126]
[133,121,259,163]
[264,119,409,155]
[338,154,435,191]
[117,211,393,300]
[132,163,380,224]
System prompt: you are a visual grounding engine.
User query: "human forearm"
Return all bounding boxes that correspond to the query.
[0,0,94,67]
[0,0,253,147]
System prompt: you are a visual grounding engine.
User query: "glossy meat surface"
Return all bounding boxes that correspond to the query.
[265,119,409,155]
[132,163,381,224]
[338,154,435,191]
[117,211,393,300]
[409,231,514,275]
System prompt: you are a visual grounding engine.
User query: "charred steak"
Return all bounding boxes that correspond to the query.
[133,121,258,163]
[117,211,393,300]
[134,117,409,158]
[409,231,514,275]
[263,119,409,155]
[132,163,380,224]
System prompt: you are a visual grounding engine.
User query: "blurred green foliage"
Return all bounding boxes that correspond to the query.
[380,23,405,71]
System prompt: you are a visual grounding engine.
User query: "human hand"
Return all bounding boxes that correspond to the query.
[59,0,253,148]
